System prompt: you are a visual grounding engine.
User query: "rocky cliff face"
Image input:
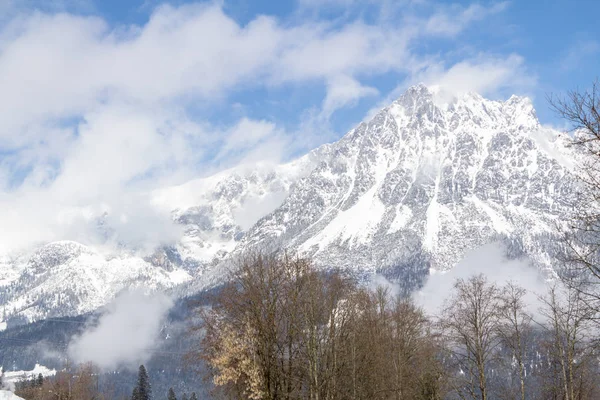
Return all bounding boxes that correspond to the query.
[0,85,578,323]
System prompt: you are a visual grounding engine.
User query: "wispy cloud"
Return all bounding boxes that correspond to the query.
[424,1,509,36]
[560,39,599,71]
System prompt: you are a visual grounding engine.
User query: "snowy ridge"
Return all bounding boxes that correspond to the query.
[1,241,192,322]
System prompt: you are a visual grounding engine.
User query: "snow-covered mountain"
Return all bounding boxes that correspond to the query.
[0,84,578,324]
[239,85,576,281]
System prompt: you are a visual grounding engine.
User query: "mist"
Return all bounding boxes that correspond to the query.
[68,290,173,370]
[413,243,550,316]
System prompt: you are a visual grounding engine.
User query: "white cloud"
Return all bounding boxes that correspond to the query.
[68,289,173,370]
[322,75,378,118]
[233,190,290,231]
[421,54,533,99]
[216,118,280,162]
[424,2,509,36]
[0,5,286,148]
[0,1,523,255]
[369,273,402,298]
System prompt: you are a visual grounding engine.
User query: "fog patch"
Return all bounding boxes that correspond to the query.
[368,274,402,298]
[68,290,173,370]
[414,243,549,316]
[233,191,289,231]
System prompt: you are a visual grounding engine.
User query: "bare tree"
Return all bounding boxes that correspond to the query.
[537,284,598,400]
[439,275,501,400]
[15,362,103,400]
[196,253,446,400]
[199,253,301,400]
[297,267,356,400]
[549,81,600,310]
[198,253,361,400]
[496,282,533,400]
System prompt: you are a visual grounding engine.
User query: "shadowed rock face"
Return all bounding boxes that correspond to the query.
[0,85,578,322]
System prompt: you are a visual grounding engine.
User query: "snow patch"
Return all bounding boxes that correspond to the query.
[530,127,575,171]
[301,186,386,252]
[168,268,191,284]
[468,196,513,235]
[0,391,25,400]
[2,364,56,385]
[387,205,412,233]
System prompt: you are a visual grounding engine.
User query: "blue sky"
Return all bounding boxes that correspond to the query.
[6,0,598,131]
[0,0,597,252]
[55,0,600,124]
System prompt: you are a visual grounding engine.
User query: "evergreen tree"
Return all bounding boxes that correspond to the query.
[189,393,197,400]
[181,393,188,400]
[132,365,152,400]
[167,387,177,400]
[36,373,44,387]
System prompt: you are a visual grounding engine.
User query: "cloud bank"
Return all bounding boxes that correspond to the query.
[68,290,173,370]
[0,1,531,255]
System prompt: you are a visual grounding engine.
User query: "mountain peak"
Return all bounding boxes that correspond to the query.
[393,83,435,109]
[386,84,540,133]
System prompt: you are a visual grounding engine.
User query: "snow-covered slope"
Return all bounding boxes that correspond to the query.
[0,241,191,322]
[2,364,56,387]
[0,84,578,322]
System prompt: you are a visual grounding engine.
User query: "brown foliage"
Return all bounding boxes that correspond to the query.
[15,363,105,400]
[195,253,446,400]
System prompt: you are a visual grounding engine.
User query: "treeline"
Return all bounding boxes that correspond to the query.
[15,363,106,399]
[192,254,600,400]
[197,255,445,399]
[13,364,199,400]
[9,252,600,400]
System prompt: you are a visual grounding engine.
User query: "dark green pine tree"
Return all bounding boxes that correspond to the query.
[181,393,188,400]
[167,387,177,400]
[132,364,152,400]
[36,373,44,387]
[189,393,197,400]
